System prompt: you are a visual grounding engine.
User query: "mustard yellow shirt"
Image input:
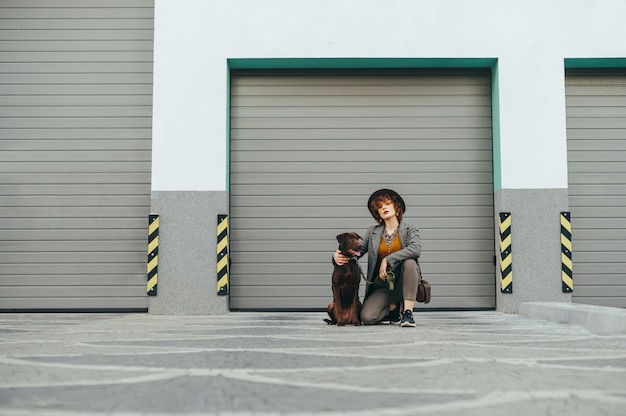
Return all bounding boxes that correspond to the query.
[378,234,402,260]
[373,234,402,288]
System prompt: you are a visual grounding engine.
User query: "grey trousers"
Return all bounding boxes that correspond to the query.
[360,259,420,325]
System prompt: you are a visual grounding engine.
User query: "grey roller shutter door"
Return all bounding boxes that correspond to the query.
[0,1,153,311]
[230,69,495,310]
[566,69,626,308]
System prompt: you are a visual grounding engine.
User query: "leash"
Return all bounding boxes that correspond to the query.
[350,257,395,291]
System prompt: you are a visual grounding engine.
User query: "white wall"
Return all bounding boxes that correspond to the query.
[151,0,626,191]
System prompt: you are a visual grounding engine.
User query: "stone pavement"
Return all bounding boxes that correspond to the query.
[0,311,625,416]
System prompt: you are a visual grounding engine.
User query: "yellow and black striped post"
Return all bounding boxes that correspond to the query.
[216,214,229,296]
[561,211,573,293]
[498,212,513,293]
[147,214,159,296]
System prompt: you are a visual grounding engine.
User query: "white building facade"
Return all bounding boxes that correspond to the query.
[2,1,625,313]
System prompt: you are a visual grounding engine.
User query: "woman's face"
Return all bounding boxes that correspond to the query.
[377,198,396,221]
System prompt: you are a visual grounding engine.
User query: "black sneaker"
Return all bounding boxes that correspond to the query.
[387,305,401,324]
[400,310,416,327]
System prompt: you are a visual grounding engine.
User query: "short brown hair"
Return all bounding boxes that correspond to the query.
[369,193,404,223]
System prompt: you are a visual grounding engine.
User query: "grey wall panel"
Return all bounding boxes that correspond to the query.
[148,191,229,315]
[0,1,153,311]
[565,69,626,308]
[230,69,495,310]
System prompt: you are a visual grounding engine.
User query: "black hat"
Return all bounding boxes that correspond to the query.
[367,189,406,217]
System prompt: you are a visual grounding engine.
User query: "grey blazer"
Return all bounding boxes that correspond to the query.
[360,221,421,289]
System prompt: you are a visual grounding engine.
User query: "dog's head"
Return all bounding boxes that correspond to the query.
[336,232,362,258]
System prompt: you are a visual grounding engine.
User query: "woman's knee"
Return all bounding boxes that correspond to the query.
[360,308,381,325]
[361,316,377,325]
[360,302,387,325]
[360,289,390,325]
[402,258,419,276]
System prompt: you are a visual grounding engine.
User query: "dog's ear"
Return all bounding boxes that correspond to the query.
[336,233,346,243]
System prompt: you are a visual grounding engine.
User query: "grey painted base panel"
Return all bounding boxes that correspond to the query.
[149,191,229,314]
[494,188,572,313]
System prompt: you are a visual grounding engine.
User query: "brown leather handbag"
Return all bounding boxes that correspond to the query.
[416,259,431,304]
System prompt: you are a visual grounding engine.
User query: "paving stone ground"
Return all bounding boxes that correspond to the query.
[0,311,625,415]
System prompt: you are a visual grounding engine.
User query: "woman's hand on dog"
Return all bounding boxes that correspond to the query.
[333,250,350,266]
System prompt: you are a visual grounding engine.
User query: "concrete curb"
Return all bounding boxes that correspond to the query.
[519,302,626,335]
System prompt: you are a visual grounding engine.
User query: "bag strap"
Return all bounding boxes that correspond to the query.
[416,258,423,283]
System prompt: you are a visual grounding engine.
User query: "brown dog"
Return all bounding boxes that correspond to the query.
[325,232,363,326]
